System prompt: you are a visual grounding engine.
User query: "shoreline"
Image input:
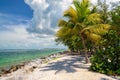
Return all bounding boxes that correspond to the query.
[0,52,120,80]
[0,51,68,76]
[0,49,65,70]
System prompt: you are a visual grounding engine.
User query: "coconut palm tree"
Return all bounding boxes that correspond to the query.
[56,0,111,63]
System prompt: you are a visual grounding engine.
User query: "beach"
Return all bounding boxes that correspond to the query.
[0,54,119,80]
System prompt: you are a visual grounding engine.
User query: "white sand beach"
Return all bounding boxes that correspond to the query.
[0,55,119,80]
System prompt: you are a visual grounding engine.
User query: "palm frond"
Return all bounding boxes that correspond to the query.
[64,6,77,22]
[80,24,111,44]
[85,31,101,40]
[73,0,90,22]
[56,27,72,38]
[58,20,67,27]
[91,24,111,35]
[84,13,102,25]
[80,24,111,35]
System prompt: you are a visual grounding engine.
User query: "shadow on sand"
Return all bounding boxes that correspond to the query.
[40,56,90,74]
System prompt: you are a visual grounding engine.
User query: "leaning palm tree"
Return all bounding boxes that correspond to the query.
[56,0,111,63]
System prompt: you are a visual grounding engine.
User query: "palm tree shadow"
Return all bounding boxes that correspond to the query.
[40,56,90,74]
[100,78,112,80]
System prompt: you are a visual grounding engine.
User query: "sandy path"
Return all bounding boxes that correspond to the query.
[0,55,119,80]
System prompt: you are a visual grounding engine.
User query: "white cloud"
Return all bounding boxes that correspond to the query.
[22,0,76,49]
[24,0,73,36]
[0,24,65,49]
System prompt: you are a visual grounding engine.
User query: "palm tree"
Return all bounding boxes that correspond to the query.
[56,0,111,63]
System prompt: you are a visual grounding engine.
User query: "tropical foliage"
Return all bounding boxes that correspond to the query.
[90,1,120,75]
[56,0,111,63]
[90,30,120,75]
[55,0,120,75]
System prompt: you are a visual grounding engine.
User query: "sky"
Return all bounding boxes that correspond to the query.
[0,0,119,49]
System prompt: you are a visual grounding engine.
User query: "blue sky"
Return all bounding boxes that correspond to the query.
[0,0,33,18]
[0,0,118,49]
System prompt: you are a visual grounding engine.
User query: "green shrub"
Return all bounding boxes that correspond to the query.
[90,30,120,75]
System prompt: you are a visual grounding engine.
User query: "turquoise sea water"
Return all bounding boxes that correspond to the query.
[0,48,65,69]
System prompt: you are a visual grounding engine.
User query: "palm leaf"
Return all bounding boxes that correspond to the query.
[80,24,111,44]
[58,20,67,27]
[81,24,111,35]
[84,13,102,25]
[64,6,77,22]
[73,0,90,22]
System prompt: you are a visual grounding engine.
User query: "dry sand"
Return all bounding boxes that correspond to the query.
[0,55,119,80]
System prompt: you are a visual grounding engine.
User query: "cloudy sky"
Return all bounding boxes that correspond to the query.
[0,0,119,49]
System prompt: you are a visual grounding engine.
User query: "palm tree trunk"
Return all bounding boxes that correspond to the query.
[81,36,90,63]
[78,49,81,55]
[70,48,74,55]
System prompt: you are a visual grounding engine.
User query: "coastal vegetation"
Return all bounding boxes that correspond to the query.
[56,0,120,75]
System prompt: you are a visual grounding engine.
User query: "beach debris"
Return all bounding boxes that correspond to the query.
[25,66,37,73]
[1,64,24,74]
[1,69,10,74]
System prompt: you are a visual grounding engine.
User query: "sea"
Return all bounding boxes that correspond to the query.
[0,48,65,69]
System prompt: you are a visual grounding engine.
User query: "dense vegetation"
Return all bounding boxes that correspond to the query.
[55,0,120,75]
[90,30,120,75]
